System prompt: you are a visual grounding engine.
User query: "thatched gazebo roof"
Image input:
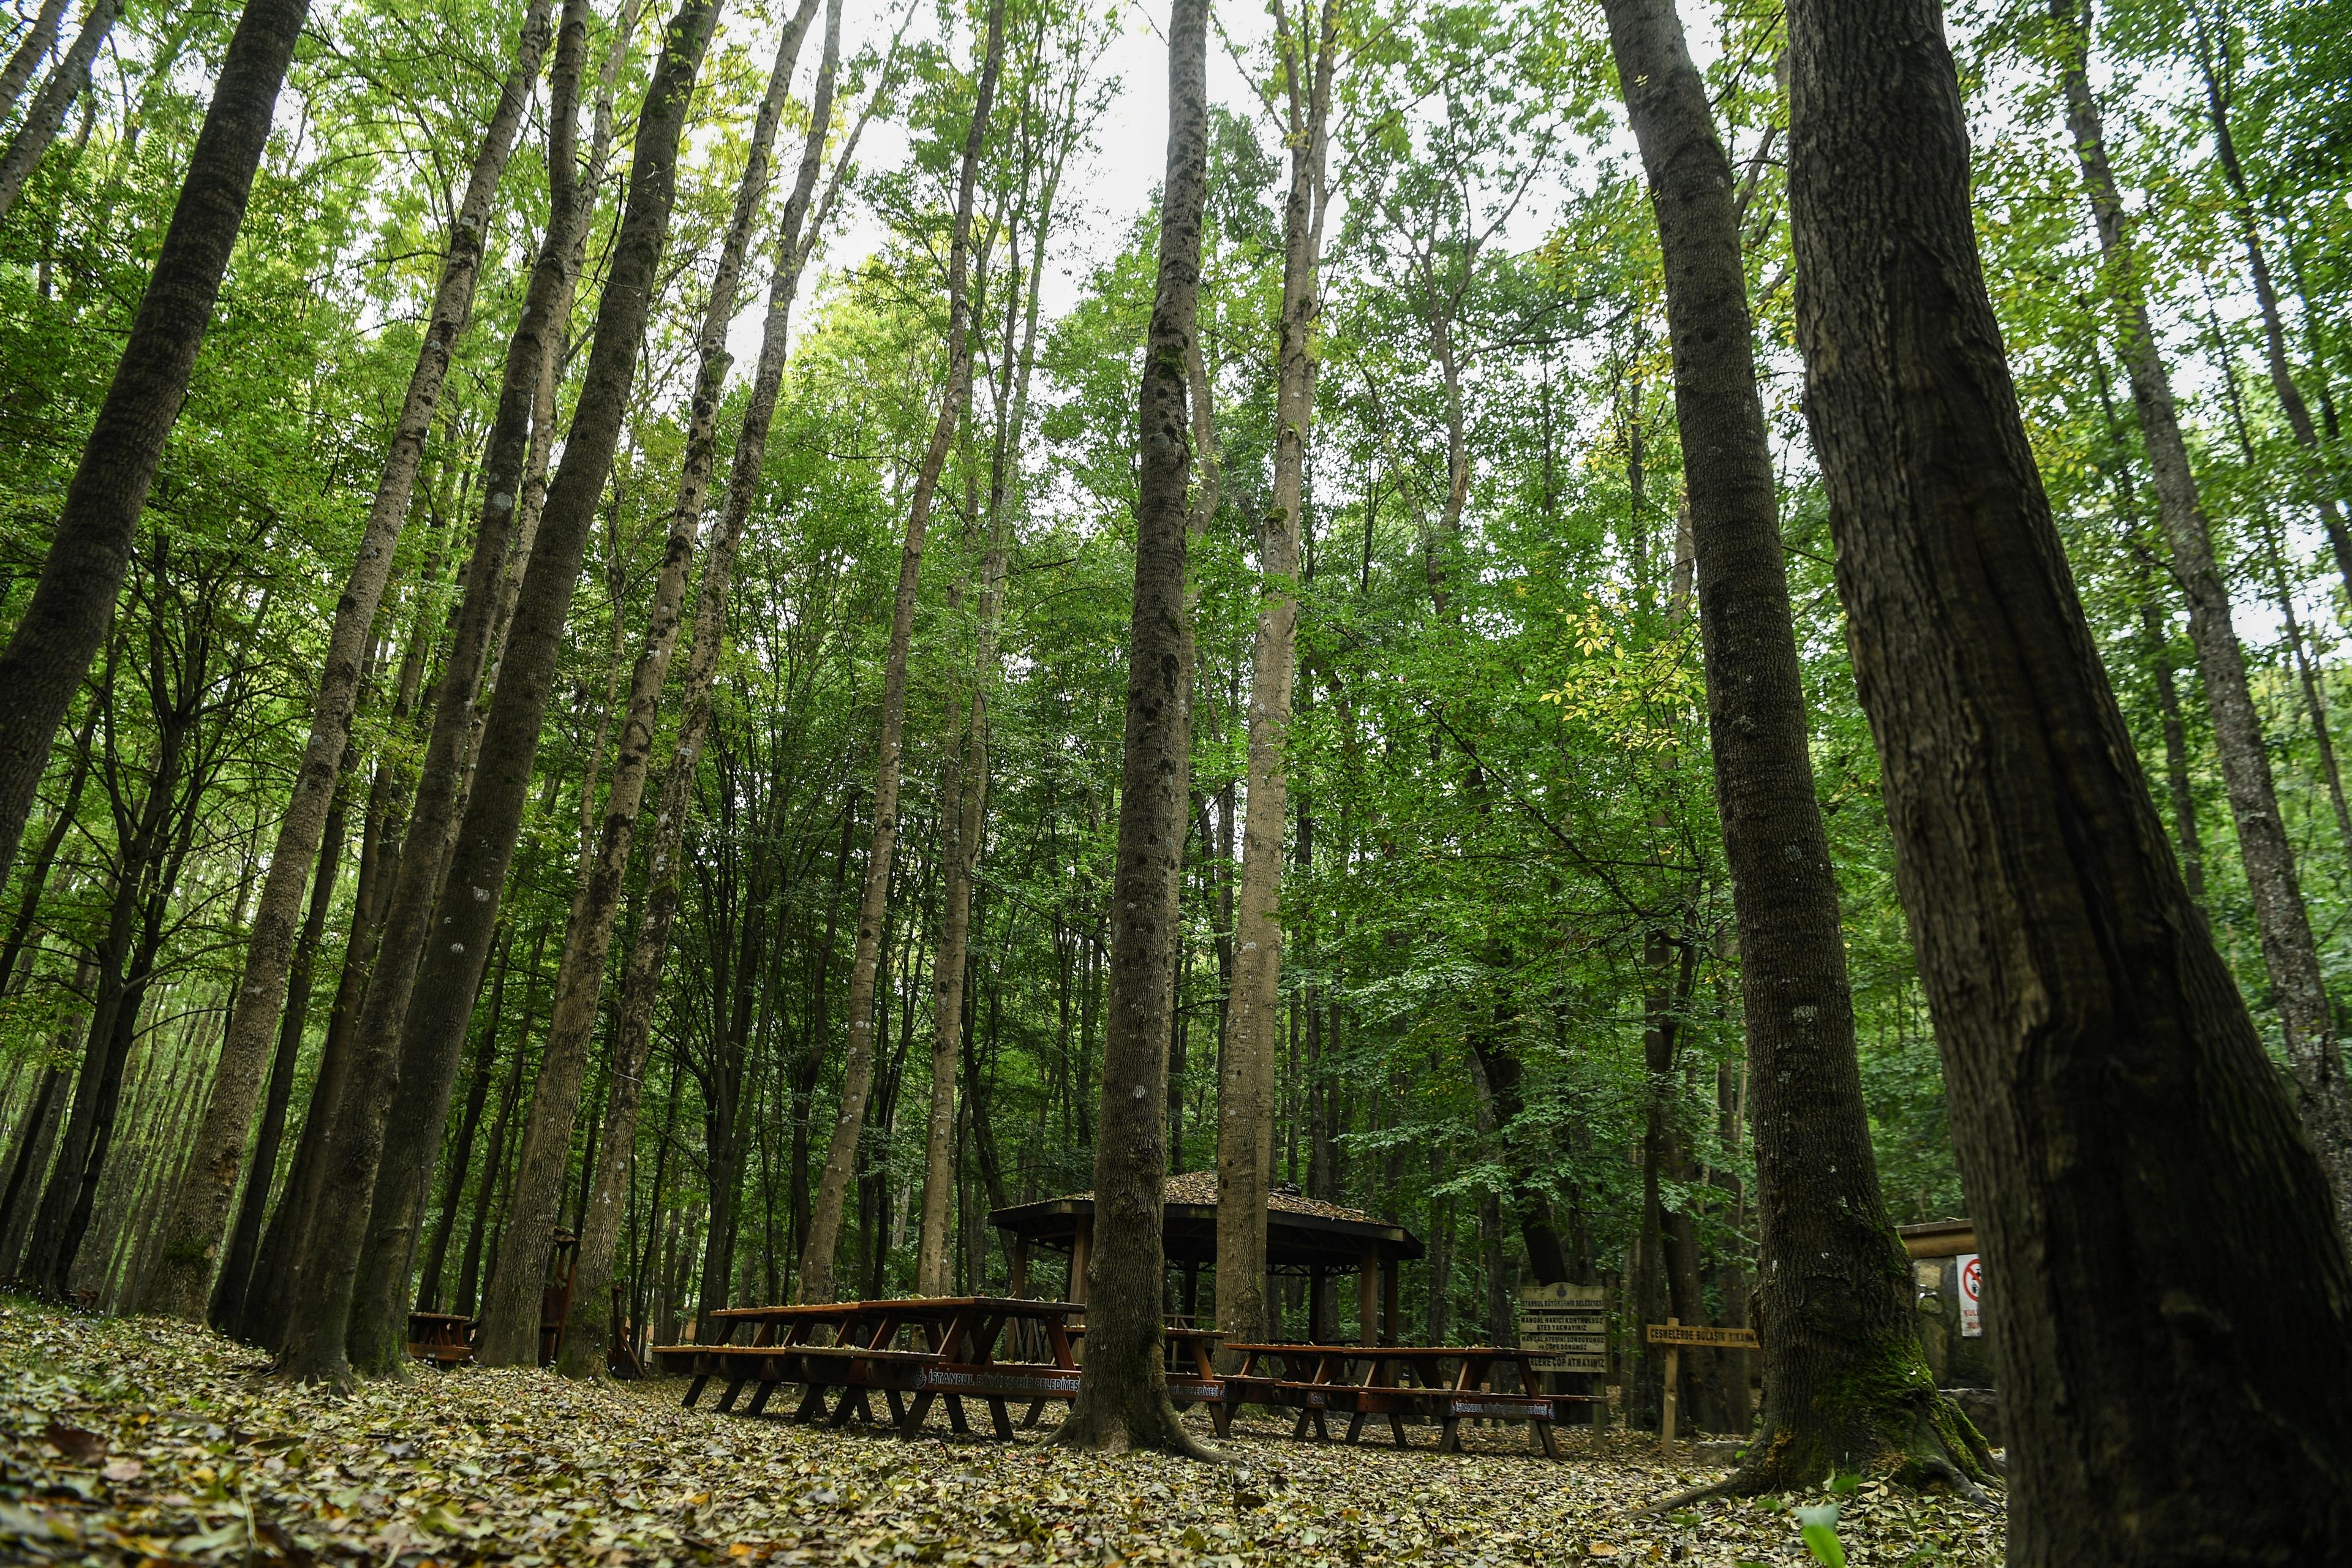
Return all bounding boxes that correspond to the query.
[989,1169,1425,1274]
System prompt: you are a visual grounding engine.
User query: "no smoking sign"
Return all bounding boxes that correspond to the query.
[1957,1253,1983,1338]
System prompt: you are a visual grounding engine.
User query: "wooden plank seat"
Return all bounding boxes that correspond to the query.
[655,1295,1093,1440]
[406,1310,475,1368]
[1212,1343,1573,1458]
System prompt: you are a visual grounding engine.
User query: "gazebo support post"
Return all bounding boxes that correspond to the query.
[1308,1265,1328,1341]
[1181,1260,1200,1323]
[1008,1235,1030,1298]
[1357,1248,1379,1345]
[1381,1256,1398,1345]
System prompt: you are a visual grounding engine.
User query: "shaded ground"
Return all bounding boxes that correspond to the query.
[0,1299,2002,1565]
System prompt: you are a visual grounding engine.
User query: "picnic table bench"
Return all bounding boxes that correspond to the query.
[406,1310,475,1366]
[658,1308,1570,1460]
[1216,1342,1573,1458]
[654,1297,1227,1441]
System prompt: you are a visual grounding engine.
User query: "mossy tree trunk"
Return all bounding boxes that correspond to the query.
[1785,0,2352,1555]
[1602,0,1987,1494]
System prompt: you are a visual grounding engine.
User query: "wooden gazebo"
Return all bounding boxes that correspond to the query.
[989,1170,1425,1343]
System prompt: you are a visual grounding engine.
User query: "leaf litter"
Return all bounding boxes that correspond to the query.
[0,1298,2002,1565]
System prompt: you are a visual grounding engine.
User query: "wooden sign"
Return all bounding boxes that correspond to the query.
[1520,1281,1608,1373]
[1646,1322,1758,1348]
[1646,1316,1755,1455]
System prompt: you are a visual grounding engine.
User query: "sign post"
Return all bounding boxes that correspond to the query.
[1645,1318,1761,1455]
[1520,1282,1608,1429]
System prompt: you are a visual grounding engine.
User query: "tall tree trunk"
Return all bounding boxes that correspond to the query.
[456,927,542,1318]
[250,10,617,1342]
[1785,0,2352,1553]
[268,0,597,1387]
[1057,0,1208,1457]
[2089,357,2209,902]
[0,0,304,886]
[1604,0,1985,1493]
[0,1059,70,1274]
[0,0,119,222]
[797,0,1003,1303]
[144,0,556,1319]
[0,0,72,127]
[915,331,1005,1295]
[1215,0,1334,1358]
[2053,0,2352,1234]
[2188,6,2352,599]
[559,0,858,1376]
[475,0,817,1368]
[919,88,1074,1289]
[238,554,448,1346]
[416,923,513,1313]
[209,761,352,1330]
[2135,574,2204,899]
[0,706,95,994]
[339,0,724,1381]
[17,686,191,1296]
[2208,322,2352,864]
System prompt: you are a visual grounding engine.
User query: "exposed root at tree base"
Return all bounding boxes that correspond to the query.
[1052,1393,1230,1462]
[1643,1391,1997,1514]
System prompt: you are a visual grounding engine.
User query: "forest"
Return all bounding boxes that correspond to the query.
[1,0,2350,1558]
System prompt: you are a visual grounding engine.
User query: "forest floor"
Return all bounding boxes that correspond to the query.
[0,1298,2002,1566]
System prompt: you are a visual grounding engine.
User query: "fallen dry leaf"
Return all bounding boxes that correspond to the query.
[40,1422,104,1463]
[0,1298,2006,1566]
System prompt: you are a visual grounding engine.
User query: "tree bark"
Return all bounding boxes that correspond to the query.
[0,1060,70,1275]
[0,706,95,995]
[0,0,119,222]
[916,253,1012,1294]
[416,923,513,1313]
[142,0,555,1320]
[919,66,1077,1291]
[236,531,451,1347]
[2188,7,2352,601]
[797,0,1003,1304]
[456,926,543,1318]
[2207,323,2352,866]
[0,0,303,886]
[1785,0,2352,1553]
[560,0,864,1373]
[338,0,723,1381]
[2089,357,2208,902]
[1604,0,1985,1493]
[270,0,599,1387]
[1055,0,1210,1458]
[208,760,351,1331]
[17,644,196,1297]
[473,0,817,1368]
[1215,0,1334,1360]
[2052,0,2352,1237]
[0,0,72,128]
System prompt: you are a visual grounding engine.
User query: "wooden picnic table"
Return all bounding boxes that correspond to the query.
[1063,1323,1226,1379]
[1217,1343,1572,1459]
[655,1297,1225,1441]
[406,1310,475,1366]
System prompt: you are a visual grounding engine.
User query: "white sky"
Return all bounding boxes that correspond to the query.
[723,0,1281,364]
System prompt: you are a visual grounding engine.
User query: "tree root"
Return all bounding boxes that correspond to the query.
[1642,1472,1746,1514]
[1051,1391,1229,1462]
[1641,1389,1998,1515]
